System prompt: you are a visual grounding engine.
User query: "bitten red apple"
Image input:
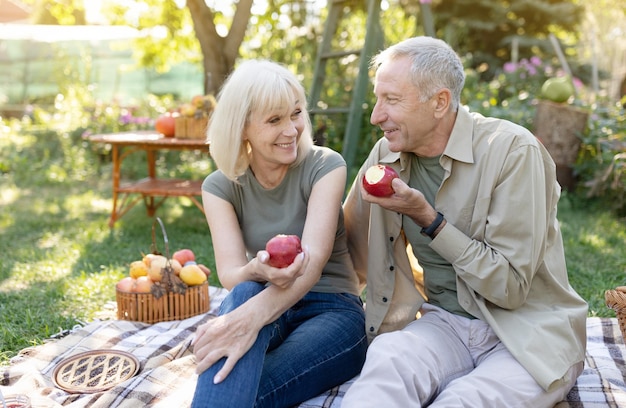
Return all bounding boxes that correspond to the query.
[265,234,302,268]
[362,164,399,197]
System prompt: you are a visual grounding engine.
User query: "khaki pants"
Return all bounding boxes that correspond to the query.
[342,303,582,408]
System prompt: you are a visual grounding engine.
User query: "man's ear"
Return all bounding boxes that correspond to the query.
[433,89,452,118]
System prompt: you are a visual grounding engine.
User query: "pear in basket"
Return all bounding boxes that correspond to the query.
[151,260,188,298]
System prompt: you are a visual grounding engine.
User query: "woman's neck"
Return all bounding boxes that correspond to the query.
[249,161,289,189]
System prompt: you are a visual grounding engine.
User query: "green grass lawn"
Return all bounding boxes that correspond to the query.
[557,193,626,316]
[1,126,625,366]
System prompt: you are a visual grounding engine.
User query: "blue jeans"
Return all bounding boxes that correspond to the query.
[191,281,367,408]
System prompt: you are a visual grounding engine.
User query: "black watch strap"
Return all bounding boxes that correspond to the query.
[421,212,444,239]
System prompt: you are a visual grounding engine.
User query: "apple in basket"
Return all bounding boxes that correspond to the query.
[265,234,302,268]
[116,276,136,292]
[362,164,399,197]
[173,248,195,266]
[134,276,153,293]
[198,264,211,278]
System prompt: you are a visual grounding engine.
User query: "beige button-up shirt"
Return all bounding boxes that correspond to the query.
[343,107,588,392]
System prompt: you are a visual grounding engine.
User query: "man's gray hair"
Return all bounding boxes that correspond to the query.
[371,37,465,111]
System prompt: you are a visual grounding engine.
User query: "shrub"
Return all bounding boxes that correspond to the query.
[461,56,625,216]
[576,103,626,215]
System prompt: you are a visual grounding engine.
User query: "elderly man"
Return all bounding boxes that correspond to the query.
[342,36,587,407]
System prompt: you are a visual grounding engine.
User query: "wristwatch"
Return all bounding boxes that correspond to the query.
[421,212,444,239]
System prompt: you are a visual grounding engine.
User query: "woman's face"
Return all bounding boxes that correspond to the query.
[244,97,305,167]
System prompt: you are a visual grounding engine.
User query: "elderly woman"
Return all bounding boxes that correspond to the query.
[190,60,367,408]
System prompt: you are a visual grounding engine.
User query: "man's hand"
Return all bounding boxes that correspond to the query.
[360,176,438,228]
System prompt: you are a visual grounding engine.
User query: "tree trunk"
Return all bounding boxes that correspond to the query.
[186,0,254,95]
[533,100,589,191]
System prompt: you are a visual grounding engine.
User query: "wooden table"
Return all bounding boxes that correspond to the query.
[86,131,210,227]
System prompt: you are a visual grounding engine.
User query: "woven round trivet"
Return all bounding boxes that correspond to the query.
[52,350,140,394]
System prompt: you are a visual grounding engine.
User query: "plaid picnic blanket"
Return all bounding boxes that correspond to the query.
[555,317,626,408]
[1,287,625,407]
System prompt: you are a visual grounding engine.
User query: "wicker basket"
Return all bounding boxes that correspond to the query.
[175,117,209,140]
[116,217,210,323]
[116,281,209,323]
[605,286,626,340]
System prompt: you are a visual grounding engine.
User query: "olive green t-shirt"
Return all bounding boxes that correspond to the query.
[402,154,475,319]
[202,146,359,295]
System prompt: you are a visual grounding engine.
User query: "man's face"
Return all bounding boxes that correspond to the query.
[371,56,437,155]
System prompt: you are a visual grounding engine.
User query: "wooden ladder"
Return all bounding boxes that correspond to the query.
[307,0,382,174]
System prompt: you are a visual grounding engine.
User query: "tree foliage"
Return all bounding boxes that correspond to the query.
[100,0,325,95]
[242,0,321,85]
[428,0,585,79]
[96,0,253,94]
[23,0,589,91]
[100,2,201,74]
[30,0,86,25]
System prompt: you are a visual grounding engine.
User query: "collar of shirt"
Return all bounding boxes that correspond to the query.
[377,107,475,169]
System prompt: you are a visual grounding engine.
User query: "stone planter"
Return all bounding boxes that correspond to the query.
[533,100,589,190]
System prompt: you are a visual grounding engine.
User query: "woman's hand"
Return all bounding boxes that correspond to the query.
[253,248,308,289]
[191,249,307,383]
[192,305,262,383]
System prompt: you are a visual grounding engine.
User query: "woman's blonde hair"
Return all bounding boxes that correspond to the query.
[208,59,313,181]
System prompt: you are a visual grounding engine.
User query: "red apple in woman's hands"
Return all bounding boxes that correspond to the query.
[362,164,399,197]
[265,234,302,268]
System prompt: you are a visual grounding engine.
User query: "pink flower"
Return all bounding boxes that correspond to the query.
[503,62,517,73]
[572,77,584,89]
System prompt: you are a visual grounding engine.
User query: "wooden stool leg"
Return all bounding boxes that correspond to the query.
[110,145,121,227]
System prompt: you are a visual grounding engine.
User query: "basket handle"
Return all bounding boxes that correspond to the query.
[150,217,170,259]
